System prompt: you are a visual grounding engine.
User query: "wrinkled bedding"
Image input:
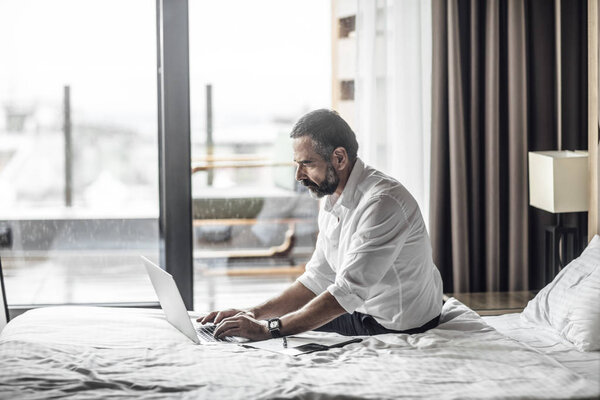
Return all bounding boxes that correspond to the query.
[0,298,598,399]
[483,312,600,387]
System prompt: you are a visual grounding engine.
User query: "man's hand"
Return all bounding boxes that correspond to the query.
[197,309,254,325]
[213,313,270,341]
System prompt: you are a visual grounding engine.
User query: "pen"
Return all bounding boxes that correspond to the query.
[283,336,288,348]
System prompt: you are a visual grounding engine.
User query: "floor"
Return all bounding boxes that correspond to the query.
[445,291,538,316]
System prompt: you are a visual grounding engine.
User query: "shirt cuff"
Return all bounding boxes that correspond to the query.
[327,283,364,314]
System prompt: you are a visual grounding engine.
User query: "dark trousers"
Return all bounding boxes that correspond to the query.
[315,312,441,336]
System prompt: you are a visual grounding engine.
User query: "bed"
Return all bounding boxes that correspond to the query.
[0,296,597,399]
[1,240,599,400]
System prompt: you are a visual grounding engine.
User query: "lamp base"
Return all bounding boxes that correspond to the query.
[544,225,580,284]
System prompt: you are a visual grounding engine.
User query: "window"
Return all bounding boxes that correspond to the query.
[0,0,159,306]
[0,0,332,311]
[189,0,331,311]
[338,15,356,38]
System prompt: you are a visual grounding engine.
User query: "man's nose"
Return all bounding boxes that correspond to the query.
[295,165,306,181]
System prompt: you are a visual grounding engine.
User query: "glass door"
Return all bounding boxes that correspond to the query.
[188,0,331,311]
[0,0,159,306]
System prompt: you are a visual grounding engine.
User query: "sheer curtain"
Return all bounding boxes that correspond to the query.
[355,0,432,226]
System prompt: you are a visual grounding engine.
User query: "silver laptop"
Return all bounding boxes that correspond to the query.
[141,256,248,345]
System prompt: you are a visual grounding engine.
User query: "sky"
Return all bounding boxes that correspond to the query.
[0,0,332,138]
[0,0,332,209]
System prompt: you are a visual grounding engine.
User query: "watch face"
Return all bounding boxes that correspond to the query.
[269,320,279,329]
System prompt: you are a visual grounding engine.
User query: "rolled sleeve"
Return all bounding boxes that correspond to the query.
[327,282,364,313]
[327,195,410,313]
[296,234,336,295]
[297,272,328,296]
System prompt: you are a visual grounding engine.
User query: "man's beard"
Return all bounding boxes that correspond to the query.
[301,162,339,198]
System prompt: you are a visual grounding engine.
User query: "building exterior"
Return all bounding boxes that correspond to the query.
[331,0,357,129]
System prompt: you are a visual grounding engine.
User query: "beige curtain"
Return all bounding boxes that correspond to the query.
[430,0,588,293]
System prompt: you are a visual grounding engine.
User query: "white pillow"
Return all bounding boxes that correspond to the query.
[521,234,600,351]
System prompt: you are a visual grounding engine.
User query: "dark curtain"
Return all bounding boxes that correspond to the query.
[557,0,589,275]
[430,0,588,294]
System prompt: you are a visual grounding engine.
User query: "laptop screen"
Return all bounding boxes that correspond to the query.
[0,256,9,330]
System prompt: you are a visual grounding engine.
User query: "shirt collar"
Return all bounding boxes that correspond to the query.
[324,157,365,212]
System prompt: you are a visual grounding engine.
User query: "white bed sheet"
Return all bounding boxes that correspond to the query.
[0,298,598,399]
[483,312,600,386]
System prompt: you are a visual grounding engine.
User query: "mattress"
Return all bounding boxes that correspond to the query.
[483,312,600,386]
[0,298,598,399]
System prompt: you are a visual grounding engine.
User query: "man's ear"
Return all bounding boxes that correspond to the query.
[331,147,348,170]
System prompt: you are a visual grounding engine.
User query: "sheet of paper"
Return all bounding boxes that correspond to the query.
[246,332,362,355]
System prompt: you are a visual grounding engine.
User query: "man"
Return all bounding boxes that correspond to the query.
[199,109,443,340]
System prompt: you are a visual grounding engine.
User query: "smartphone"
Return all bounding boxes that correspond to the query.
[293,343,329,353]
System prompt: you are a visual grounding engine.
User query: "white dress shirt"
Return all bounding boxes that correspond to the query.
[297,158,443,331]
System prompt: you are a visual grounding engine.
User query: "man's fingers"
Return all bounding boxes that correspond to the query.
[197,309,245,325]
[212,315,269,341]
[214,311,230,324]
[215,327,241,339]
[197,311,263,340]
[216,326,239,339]
[219,314,240,325]
[198,311,217,324]
[197,312,213,324]
[214,319,239,338]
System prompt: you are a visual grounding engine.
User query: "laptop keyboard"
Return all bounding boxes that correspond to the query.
[196,324,239,343]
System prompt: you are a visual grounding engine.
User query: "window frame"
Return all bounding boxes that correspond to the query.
[157,0,194,310]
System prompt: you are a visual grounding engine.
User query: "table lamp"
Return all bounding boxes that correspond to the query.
[528,150,589,283]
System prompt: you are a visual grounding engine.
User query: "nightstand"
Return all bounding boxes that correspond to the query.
[444,291,538,316]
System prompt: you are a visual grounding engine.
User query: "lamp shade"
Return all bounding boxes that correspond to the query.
[528,151,589,213]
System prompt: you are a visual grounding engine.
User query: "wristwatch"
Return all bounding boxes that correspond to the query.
[267,318,282,338]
